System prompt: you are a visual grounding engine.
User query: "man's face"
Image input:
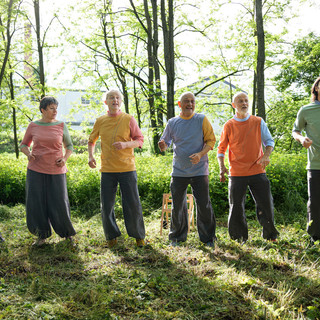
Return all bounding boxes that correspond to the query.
[105,91,122,114]
[232,94,249,116]
[178,93,195,117]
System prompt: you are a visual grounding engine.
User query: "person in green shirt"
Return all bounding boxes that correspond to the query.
[292,77,320,243]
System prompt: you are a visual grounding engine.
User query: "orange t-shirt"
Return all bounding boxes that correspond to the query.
[218,116,265,176]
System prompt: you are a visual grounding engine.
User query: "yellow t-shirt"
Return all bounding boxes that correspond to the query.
[88,113,137,172]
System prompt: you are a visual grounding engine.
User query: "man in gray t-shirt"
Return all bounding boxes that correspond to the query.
[292,77,320,243]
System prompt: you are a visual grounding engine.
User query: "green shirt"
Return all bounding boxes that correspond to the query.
[293,101,320,170]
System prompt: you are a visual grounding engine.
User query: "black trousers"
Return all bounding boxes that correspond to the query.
[169,175,216,243]
[228,173,279,241]
[307,170,320,241]
[26,169,76,239]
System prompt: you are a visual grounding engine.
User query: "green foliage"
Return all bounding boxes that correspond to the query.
[266,153,308,224]
[274,32,320,95]
[0,153,26,204]
[267,93,309,152]
[0,151,309,223]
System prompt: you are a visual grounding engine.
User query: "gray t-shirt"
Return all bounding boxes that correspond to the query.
[293,101,320,169]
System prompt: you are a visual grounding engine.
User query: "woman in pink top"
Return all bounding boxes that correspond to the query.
[20,97,76,246]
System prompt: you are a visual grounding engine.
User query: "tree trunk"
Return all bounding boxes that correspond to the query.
[34,0,46,98]
[9,71,19,158]
[151,0,163,128]
[0,0,14,88]
[252,71,257,115]
[255,0,265,120]
[143,0,159,153]
[161,0,175,120]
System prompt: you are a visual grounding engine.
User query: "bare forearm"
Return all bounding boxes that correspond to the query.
[264,146,273,157]
[64,148,72,161]
[199,144,212,158]
[21,146,31,157]
[88,143,95,158]
[292,131,303,143]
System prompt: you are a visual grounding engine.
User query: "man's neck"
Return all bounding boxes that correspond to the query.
[235,112,249,119]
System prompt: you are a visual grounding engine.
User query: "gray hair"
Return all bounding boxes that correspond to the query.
[178,91,195,102]
[102,89,123,102]
[232,92,248,103]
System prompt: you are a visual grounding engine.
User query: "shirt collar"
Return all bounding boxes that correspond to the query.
[108,110,122,117]
[233,114,251,122]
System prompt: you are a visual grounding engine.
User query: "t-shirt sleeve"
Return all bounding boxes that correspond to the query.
[260,119,275,148]
[88,118,100,145]
[20,122,33,149]
[129,116,144,148]
[63,123,74,151]
[202,116,216,149]
[292,108,305,133]
[160,121,172,148]
[217,123,229,157]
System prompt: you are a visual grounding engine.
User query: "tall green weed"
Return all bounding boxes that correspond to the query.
[0,152,308,222]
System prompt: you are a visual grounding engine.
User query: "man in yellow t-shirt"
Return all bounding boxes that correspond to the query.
[88,89,145,248]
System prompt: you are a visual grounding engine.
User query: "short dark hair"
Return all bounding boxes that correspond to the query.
[311,77,320,102]
[39,96,59,113]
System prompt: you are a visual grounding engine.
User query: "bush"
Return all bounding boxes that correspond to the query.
[0,151,308,222]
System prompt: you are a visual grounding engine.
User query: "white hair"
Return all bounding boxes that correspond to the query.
[232,92,248,103]
[178,91,195,102]
[102,89,123,103]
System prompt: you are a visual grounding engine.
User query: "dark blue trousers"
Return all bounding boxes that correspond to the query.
[100,171,145,240]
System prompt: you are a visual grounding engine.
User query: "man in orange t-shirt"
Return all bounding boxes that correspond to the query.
[217,92,279,243]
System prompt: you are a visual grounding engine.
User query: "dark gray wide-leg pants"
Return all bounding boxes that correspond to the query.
[228,173,279,241]
[169,175,216,243]
[26,169,76,239]
[100,171,145,241]
[307,170,320,241]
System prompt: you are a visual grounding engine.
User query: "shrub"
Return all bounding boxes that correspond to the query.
[0,151,309,222]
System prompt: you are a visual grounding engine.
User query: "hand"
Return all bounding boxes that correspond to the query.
[219,166,229,182]
[257,154,270,170]
[88,156,96,168]
[112,141,127,150]
[56,157,66,167]
[301,137,313,149]
[27,153,35,161]
[158,139,167,152]
[189,153,201,164]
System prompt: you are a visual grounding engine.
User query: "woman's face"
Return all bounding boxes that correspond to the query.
[41,104,58,121]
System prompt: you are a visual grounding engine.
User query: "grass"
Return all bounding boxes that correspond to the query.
[1,204,320,320]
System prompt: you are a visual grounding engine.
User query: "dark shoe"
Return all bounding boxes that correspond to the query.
[107,238,118,248]
[136,239,146,247]
[205,240,215,248]
[169,240,180,247]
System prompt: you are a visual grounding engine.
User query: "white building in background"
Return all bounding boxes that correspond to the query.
[53,89,103,130]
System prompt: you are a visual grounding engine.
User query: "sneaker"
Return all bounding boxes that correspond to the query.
[205,240,215,247]
[169,240,180,247]
[136,239,145,247]
[107,238,118,248]
[32,238,46,247]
